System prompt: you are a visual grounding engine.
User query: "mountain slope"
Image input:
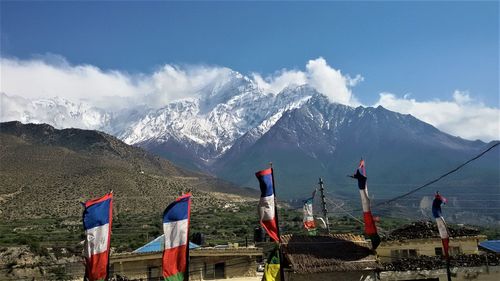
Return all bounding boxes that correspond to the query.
[214,94,499,198]
[0,121,255,220]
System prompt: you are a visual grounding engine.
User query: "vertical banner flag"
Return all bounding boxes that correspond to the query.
[256,168,280,242]
[432,192,450,258]
[163,193,192,281]
[350,159,381,250]
[263,246,281,281]
[82,192,113,281]
[303,190,317,232]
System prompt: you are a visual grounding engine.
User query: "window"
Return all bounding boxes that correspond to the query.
[203,262,225,280]
[450,246,461,256]
[391,250,400,259]
[391,249,418,259]
[147,266,160,281]
[214,262,225,279]
[409,249,417,257]
[435,247,443,256]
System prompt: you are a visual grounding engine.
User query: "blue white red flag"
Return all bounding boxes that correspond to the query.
[350,159,380,250]
[82,192,113,281]
[303,190,316,231]
[256,168,280,242]
[163,193,191,281]
[432,192,450,258]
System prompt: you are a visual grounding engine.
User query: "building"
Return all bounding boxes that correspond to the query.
[110,235,263,281]
[479,240,500,255]
[280,233,381,281]
[377,221,486,263]
[377,221,499,281]
[379,254,500,281]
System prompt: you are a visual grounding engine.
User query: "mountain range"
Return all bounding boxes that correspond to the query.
[1,71,499,206]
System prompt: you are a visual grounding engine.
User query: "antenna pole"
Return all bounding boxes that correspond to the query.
[318,178,330,234]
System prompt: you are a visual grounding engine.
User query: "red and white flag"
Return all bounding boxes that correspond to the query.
[432,192,450,258]
[162,193,192,281]
[82,192,113,281]
[256,168,280,242]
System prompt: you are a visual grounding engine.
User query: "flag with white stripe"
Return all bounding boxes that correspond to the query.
[350,159,381,250]
[432,192,450,258]
[163,193,191,281]
[256,168,280,242]
[303,190,316,231]
[82,192,113,281]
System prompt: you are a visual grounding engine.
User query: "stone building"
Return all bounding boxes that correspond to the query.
[377,221,499,281]
[377,221,486,263]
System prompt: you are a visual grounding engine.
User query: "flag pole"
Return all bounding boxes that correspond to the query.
[446,257,452,281]
[186,193,191,281]
[106,190,113,281]
[270,162,286,281]
[318,178,330,234]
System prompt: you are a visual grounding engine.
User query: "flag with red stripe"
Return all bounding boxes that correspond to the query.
[350,159,381,250]
[82,192,113,281]
[162,193,191,281]
[432,192,450,258]
[256,168,280,242]
[303,190,316,231]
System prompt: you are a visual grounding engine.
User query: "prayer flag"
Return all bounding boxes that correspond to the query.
[256,168,280,242]
[82,192,113,281]
[432,192,450,258]
[350,159,381,250]
[303,190,316,231]
[162,193,192,281]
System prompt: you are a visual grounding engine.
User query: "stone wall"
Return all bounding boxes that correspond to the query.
[286,271,377,281]
[380,265,500,281]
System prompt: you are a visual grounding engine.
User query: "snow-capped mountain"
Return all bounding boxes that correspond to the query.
[1,71,498,202]
[0,93,111,130]
[116,74,314,166]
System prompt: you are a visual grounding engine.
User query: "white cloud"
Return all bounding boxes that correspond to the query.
[376,90,500,141]
[1,55,498,142]
[252,69,307,95]
[305,57,361,105]
[0,56,232,110]
[148,64,233,105]
[0,56,144,102]
[252,57,362,106]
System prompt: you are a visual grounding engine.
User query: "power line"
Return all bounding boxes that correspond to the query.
[371,142,500,209]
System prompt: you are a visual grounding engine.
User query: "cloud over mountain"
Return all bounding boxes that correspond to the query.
[376,90,500,141]
[1,55,498,141]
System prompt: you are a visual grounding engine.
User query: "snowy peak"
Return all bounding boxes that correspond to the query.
[0,93,110,130]
[118,84,316,160]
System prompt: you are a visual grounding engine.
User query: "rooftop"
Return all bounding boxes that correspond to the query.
[479,240,500,254]
[384,221,481,241]
[281,234,380,274]
[133,235,200,254]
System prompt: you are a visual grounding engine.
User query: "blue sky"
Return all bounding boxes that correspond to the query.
[1,1,499,141]
[2,1,498,104]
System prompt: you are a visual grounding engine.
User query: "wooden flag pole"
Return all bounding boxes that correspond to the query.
[318,178,330,234]
[270,162,286,281]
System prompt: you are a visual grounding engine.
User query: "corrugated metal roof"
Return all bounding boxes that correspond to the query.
[133,235,200,253]
[479,240,500,253]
